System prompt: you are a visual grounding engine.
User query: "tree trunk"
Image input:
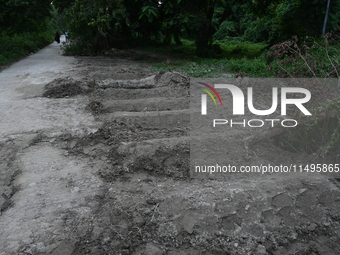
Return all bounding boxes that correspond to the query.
[195,4,232,57]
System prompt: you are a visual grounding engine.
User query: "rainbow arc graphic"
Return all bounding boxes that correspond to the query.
[196,82,223,115]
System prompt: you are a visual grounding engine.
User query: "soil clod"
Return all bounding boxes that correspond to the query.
[43,77,92,98]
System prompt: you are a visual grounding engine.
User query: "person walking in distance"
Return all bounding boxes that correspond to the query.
[55,31,60,43]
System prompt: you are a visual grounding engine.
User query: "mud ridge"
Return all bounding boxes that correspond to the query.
[43,77,94,98]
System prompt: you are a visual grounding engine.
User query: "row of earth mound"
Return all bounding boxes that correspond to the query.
[43,72,192,180]
[34,71,340,255]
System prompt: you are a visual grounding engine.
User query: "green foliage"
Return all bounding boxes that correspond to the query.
[212,3,280,43]
[153,60,222,78]
[0,0,53,34]
[213,21,239,40]
[0,0,55,66]
[227,57,271,77]
[3,0,339,59]
[219,41,268,58]
[52,0,340,56]
[139,5,159,22]
[152,56,270,78]
[56,0,254,56]
[148,39,270,77]
[267,33,340,77]
[241,16,280,43]
[183,62,217,77]
[59,0,130,54]
[250,0,340,41]
[60,39,94,56]
[280,0,340,38]
[0,31,53,66]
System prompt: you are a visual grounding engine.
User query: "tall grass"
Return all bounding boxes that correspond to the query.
[149,39,270,77]
[0,31,53,66]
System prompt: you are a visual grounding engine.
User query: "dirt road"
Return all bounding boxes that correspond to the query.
[0,41,100,254]
[0,42,339,255]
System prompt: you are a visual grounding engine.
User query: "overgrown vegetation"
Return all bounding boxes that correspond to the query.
[0,0,56,67]
[0,32,53,66]
[267,32,340,78]
[52,0,340,57]
[151,55,270,78]
[149,34,340,79]
[147,39,270,77]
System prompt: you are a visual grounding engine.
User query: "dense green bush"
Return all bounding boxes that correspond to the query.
[241,17,279,43]
[226,57,270,76]
[219,41,268,58]
[213,21,239,40]
[0,31,53,66]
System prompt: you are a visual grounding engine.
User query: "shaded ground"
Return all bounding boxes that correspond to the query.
[0,43,339,255]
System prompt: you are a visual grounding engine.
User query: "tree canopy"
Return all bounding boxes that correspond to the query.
[2,0,340,56]
[1,0,53,34]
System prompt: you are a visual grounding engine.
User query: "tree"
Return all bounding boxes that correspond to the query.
[52,0,340,55]
[251,0,340,40]
[135,0,246,56]
[57,0,250,55]
[1,0,53,34]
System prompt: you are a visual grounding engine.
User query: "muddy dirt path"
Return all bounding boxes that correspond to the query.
[0,42,339,255]
[0,42,100,254]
